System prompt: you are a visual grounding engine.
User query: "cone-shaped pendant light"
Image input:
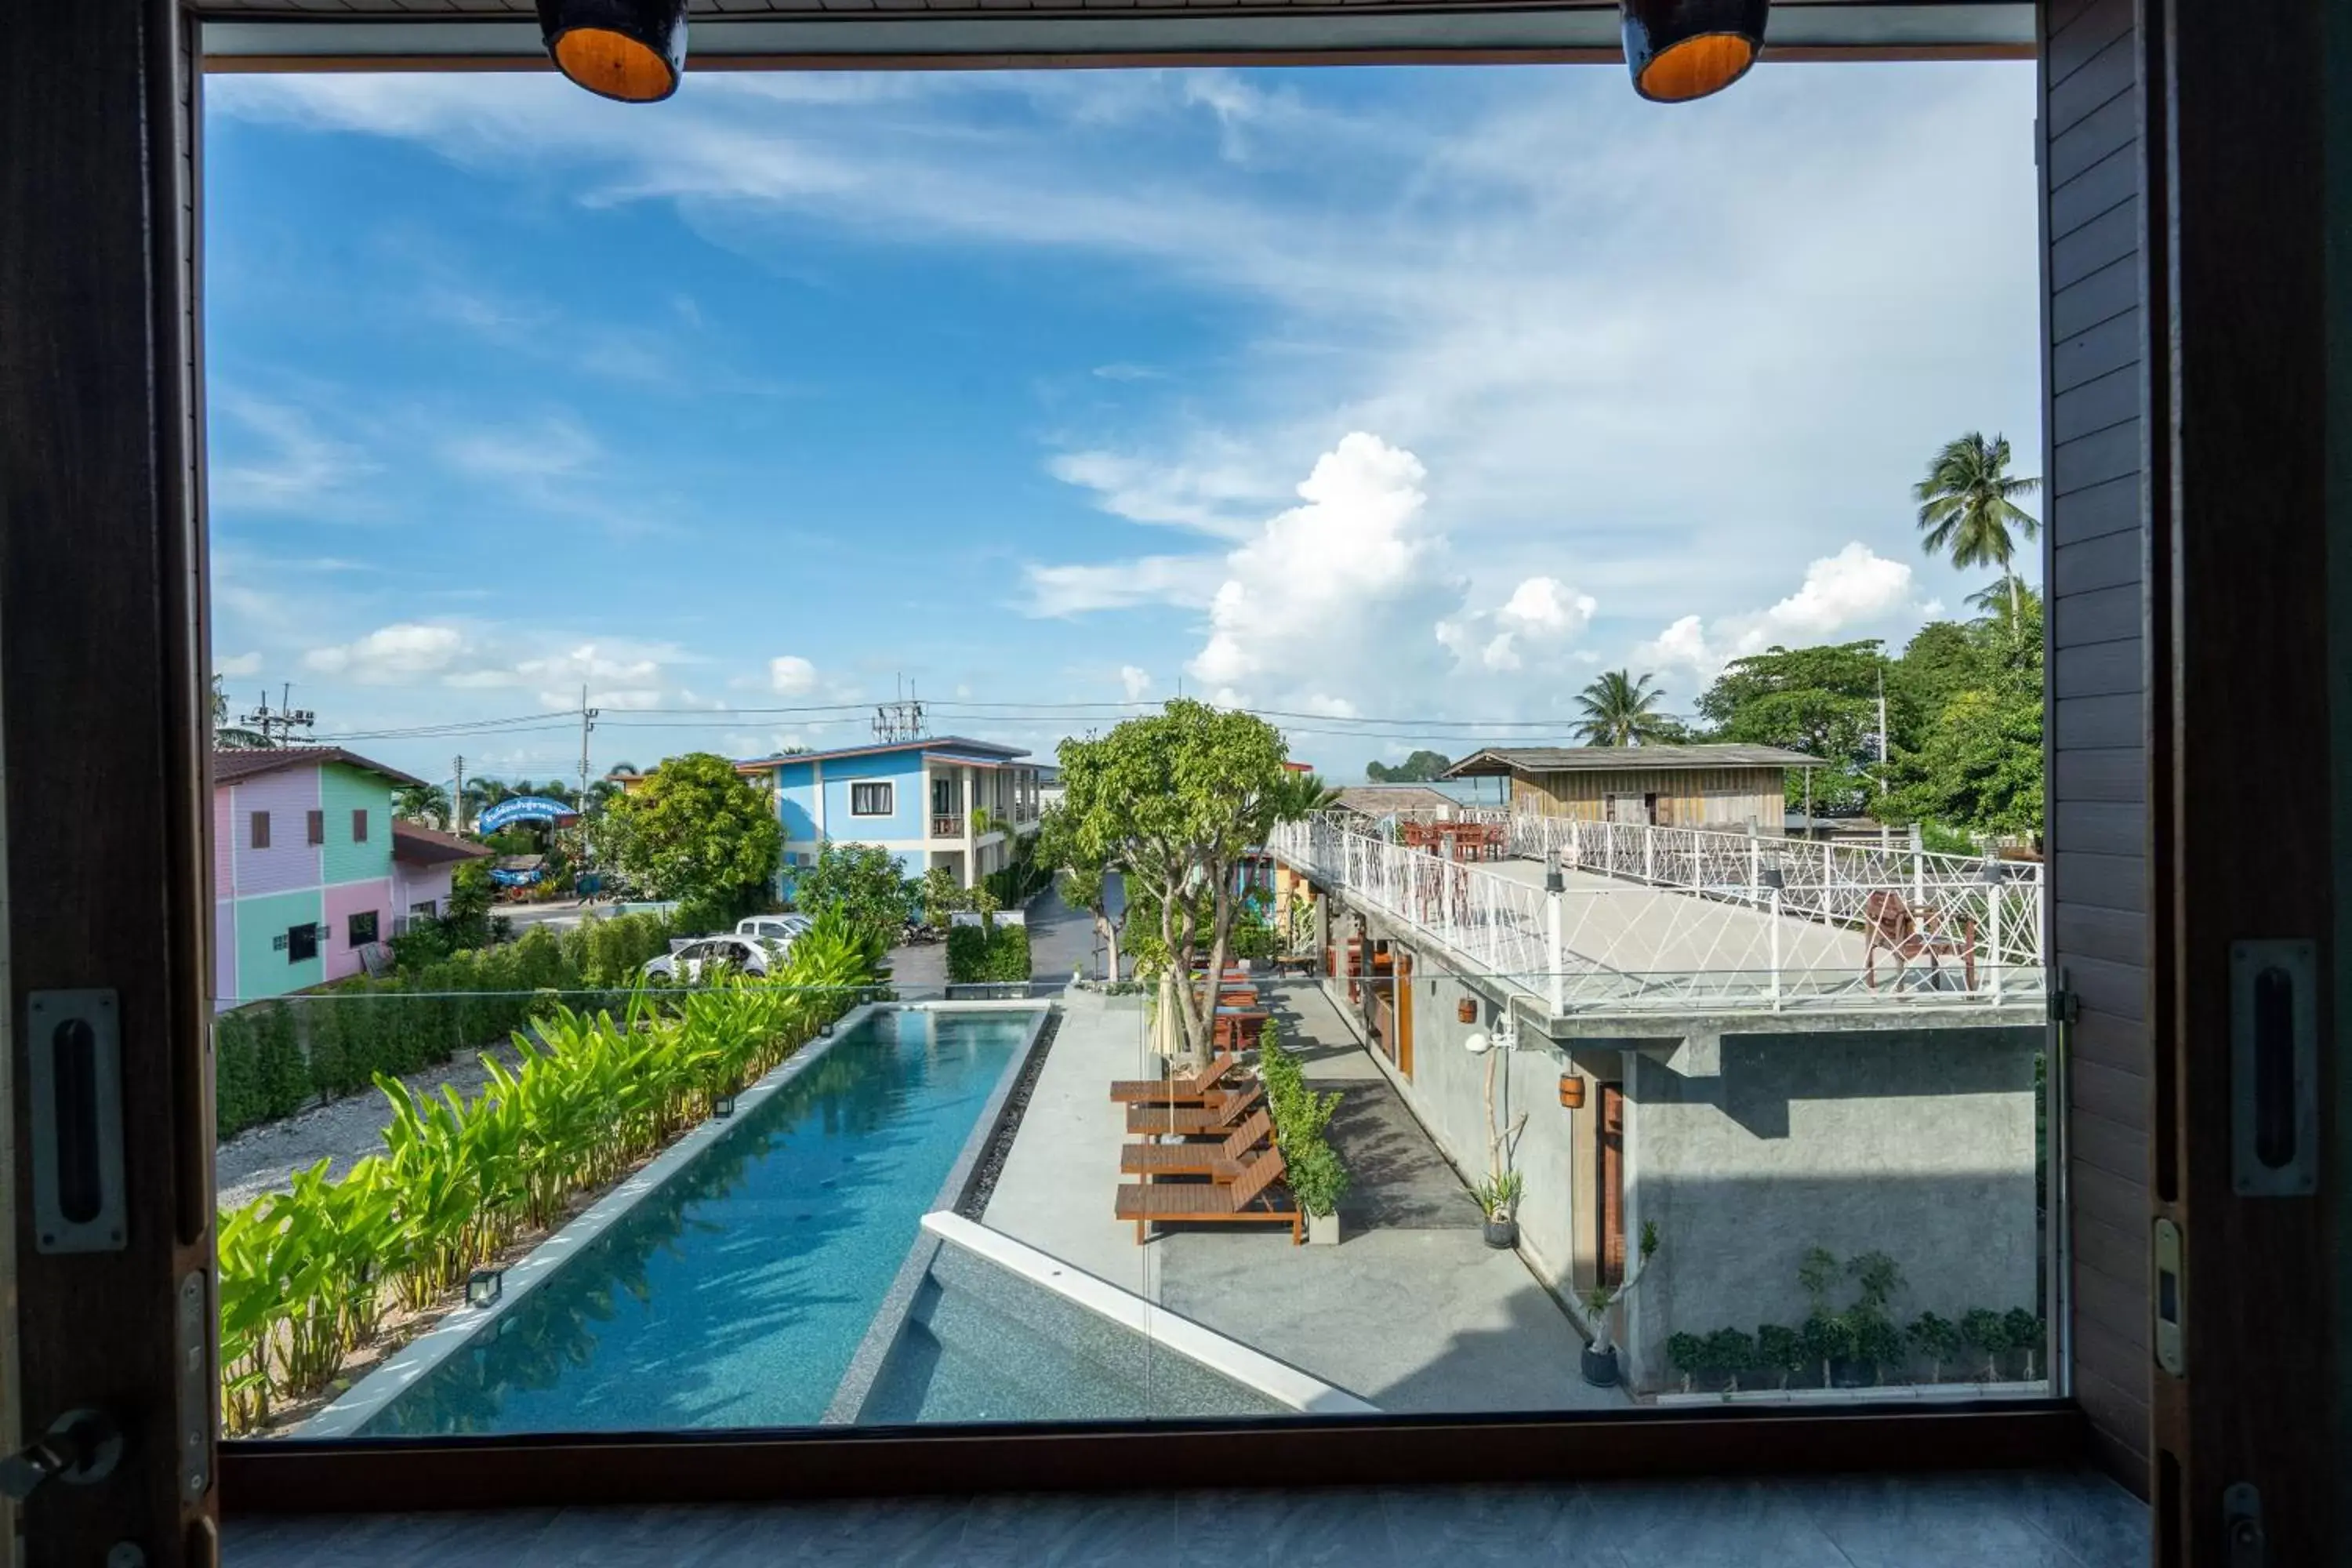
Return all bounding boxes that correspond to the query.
[537,0,688,103]
[1621,0,1769,103]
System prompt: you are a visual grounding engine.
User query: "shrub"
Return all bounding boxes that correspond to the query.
[1959,1308,2009,1379]
[1666,1331,1706,1393]
[1802,1312,1854,1387]
[1706,1327,1759,1392]
[946,918,1029,984]
[945,923,987,982]
[1259,1022,1348,1217]
[1907,1312,1962,1383]
[2003,1307,2045,1380]
[1755,1323,1807,1390]
[1848,1309,1907,1385]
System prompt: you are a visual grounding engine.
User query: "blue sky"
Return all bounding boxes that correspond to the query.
[203,61,2040,791]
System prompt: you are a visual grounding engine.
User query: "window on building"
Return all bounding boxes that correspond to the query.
[306,808,325,845]
[850,781,893,816]
[931,777,955,816]
[249,810,270,848]
[408,900,437,919]
[352,808,368,842]
[287,923,318,963]
[347,910,378,946]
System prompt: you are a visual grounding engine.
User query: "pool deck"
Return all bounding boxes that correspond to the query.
[981,983,1626,1414]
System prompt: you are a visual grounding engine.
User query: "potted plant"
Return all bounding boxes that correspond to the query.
[1756,1323,1806,1391]
[1290,1140,1348,1246]
[1707,1327,1758,1393]
[1907,1312,1960,1385]
[2003,1307,2046,1381]
[1577,1220,1659,1387]
[1471,1170,1523,1248]
[1665,1330,1705,1394]
[1960,1308,2008,1382]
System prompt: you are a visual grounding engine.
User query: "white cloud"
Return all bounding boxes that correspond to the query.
[304,623,466,683]
[215,652,263,678]
[1497,576,1597,637]
[210,396,376,516]
[1638,543,1927,678]
[768,655,819,695]
[1021,554,1224,617]
[1046,445,1276,539]
[1120,665,1153,702]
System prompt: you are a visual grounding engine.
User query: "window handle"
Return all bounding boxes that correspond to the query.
[0,1408,122,1501]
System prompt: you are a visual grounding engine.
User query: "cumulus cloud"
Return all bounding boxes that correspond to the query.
[1119,665,1154,702]
[1046,445,1276,539]
[1637,543,1926,678]
[304,624,466,683]
[215,651,263,678]
[768,655,818,695]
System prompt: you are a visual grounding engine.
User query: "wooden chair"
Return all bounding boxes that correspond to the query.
[1116,1146,1301,1244]
[1108,1053,1236,1105]
[1861,890,1979,991]
[1119,1108,1273,1181]
[1212,1008,1271,1051]
[1125,1085,1262,1138]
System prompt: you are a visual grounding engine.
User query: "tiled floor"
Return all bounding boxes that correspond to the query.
[224,1469,2147,1567]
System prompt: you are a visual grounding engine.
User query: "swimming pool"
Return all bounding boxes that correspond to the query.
[357,1007,1033,1436]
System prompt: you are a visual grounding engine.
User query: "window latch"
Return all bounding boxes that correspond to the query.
[0,1407,122,1501]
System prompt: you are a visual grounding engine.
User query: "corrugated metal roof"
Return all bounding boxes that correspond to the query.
[732,735,1029,771]
[212,746,426,789]
[1331,785,1458,815]
[1442,743,1827,777]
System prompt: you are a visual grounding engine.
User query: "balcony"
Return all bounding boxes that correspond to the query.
[931,814,962,840]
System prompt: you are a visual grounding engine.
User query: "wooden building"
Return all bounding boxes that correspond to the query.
[1442,744,1824,832]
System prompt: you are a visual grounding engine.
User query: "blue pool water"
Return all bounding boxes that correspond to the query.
[358,1009,1031,1436]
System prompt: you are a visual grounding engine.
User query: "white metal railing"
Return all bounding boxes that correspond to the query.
[1267,814,2045,1017]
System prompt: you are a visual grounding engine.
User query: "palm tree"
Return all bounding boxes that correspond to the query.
[1575,670,1670,747]
[1265,769,1343,821]
[394,782,452,828]
[1914,432,2042,619]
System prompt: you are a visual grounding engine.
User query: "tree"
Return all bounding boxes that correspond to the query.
[1914,431,2042,619]
[1573,670,1670,746]
[1884,595,2045,841]
[1054,699,1304,1058]
[394,782,452,828]
[1366,750,1450,783]
[1267,770,1341,816]
[793,840,917,946]
[1038,808,1125,979]
[1693,641,1892,814]
[594,752,782,931]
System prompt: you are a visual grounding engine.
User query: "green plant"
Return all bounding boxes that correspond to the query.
[1756,1323,1807,1390]
[1259,1022,1348,1221]
[1469,1169,1524,1223]
[2003,1307,2045,1380]
[1286,1139,1349,1219]
[1959,1308,2009,1380]
[1846,1250,1904,1313]
[1907,1312,1962,1384]
[1848,1308,1907,1385]
[1584,1221,1661,1359]
[1797,1247,1842,1316]
[1706,1327,1758,1393]
[945,918,1029,985]
[1665,1331,1706,1393]
[1802,1312,1855,1388]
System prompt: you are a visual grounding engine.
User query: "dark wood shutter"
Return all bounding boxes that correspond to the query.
[1598,1083,1626,1285]
[250,809,269,848]
[2041,0,2151,1492]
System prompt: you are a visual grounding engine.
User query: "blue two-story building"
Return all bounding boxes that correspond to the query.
[733,736,1044,892]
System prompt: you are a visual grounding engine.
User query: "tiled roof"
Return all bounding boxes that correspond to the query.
[212,746,426,789]
[391,819,494,866]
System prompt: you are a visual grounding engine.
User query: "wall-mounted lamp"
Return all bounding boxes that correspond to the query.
[1464,1029,1494,1057]
[1621,0,1770,103]
[537,0,688,104]
[466,1269,504,1309]
[1559,1074,1587,1110]
[1457,996,1479,1025]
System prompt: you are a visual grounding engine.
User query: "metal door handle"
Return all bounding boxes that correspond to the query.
[0,1407,123,1500]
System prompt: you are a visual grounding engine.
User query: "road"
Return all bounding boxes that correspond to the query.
[885,875,1114,994]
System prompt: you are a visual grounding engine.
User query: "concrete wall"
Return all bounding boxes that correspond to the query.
[1321,907,2040,1394]
[1620,1024,2041,1389]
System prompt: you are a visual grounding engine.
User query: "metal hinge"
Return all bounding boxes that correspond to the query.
[2048,987,2080,1025]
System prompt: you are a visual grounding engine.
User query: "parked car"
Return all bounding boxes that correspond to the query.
[641,935,775,983]
[736,914,812,946]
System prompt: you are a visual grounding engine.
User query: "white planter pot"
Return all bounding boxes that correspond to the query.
[1306,1210,1341,1246]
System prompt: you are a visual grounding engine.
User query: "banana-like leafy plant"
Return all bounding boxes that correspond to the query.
[212,927,883,1435]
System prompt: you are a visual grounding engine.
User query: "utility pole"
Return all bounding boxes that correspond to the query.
[871,675,927,745]
[577,686,601,869]
[240,683,316,748]
[453,754,466,834]
[1875,664,1890,850]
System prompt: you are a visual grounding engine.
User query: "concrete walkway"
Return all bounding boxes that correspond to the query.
[982,981,1625,1414]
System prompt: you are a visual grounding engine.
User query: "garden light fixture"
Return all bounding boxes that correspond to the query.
[466,1269,503,1309]
[713,1093,737,1119]
[536,0,688,103]
[1621,0,1769,103]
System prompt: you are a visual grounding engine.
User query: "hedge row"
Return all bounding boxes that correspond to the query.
[214,911,684,1141]
[946,919,1031,984]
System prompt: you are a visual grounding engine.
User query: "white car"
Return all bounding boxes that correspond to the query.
[641,935,775,983]
[736,914,813,946]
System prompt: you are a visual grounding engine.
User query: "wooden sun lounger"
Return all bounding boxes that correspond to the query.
[1116,1147,1301,1244]
[1107,1053,1237,1105]
[1124,1086,1261,1138]
[1120,1109,1274,1181]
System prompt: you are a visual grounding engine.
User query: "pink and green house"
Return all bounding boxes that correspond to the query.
[212,747,434,1007]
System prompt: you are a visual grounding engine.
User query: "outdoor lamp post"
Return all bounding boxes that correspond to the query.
[1620,0,1771,103]
[536,0,688,103]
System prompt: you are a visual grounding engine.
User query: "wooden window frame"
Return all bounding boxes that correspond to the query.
[44,3,2345,1553]
[304,808,323,847]
[249,809,269,849]
[351,807,367,843]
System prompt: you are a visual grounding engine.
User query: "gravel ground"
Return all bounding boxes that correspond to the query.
[214,1044,521,1211]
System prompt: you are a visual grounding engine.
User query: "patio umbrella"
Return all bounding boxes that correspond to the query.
[1151,969,1185,1063]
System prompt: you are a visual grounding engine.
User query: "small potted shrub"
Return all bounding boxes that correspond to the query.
[1665,1331,1705,1394]
[1707,1327,1758,1393]
[1907,1312,1960,1384]
[1960,1308,2008,1381]
[2004,1307,2046,1381]
[1755,1323,1806,1391]
[1290,1140,1348,1246]
[1472,1170,1524,1249]
[1801,1310,1854,1390]
[1577,1221,1660,1388]
[1849,1309,1907,1386]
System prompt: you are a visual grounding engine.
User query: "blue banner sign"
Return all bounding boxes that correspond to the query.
[477,795,575,833]
[488,864,549,887]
